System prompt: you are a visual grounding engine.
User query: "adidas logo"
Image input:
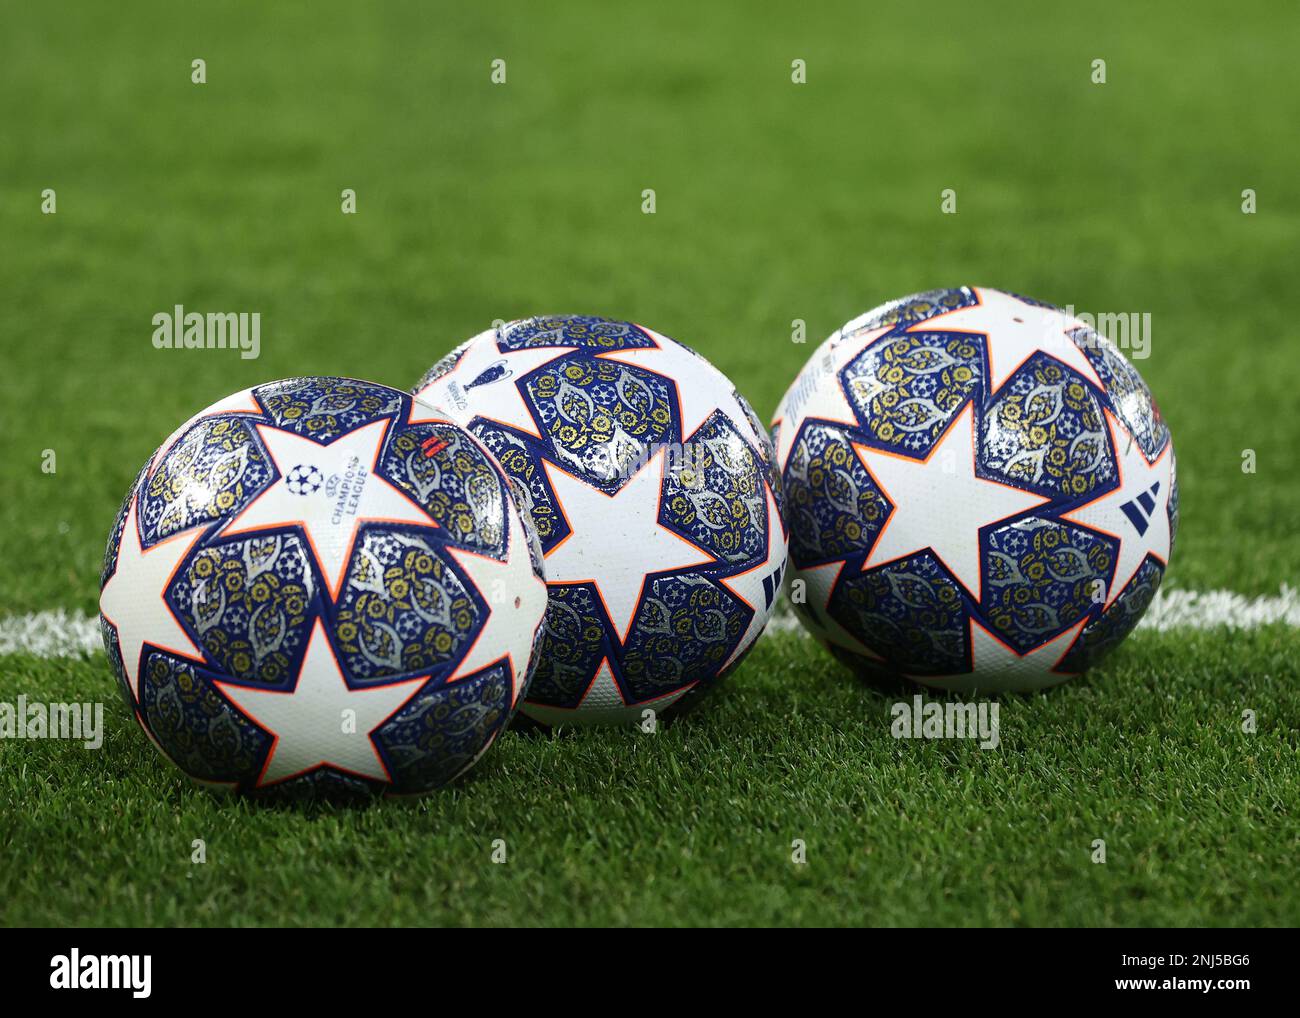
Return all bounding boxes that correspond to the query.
[1120,481,1161,536]
[761,561,787,611]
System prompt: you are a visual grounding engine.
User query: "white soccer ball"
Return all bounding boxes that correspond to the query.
[773,287,1177,692]
[99,377,548,795]
[414,315,787,726]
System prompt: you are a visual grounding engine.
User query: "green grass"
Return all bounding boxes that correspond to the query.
[4,627,1298,926]
[2,0,1299,926]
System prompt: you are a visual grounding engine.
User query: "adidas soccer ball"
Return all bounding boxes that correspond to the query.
[773,287,1177,692]
[98,377,547,795]
[413,315,787,726]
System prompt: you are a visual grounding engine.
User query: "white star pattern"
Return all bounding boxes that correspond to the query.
[444,505,549,706]
[771,325,891,471]
[717,482,789,670]
[541,449,716,644]
[410,329,575,436]
[222,418,436,600]
[99,496,206,702]
[1062,410,1173,608]
[914,617,1086,693]
[598,326,756,442]
[908,287,1104,396]
[853,402,1049,600]
[214,621,425,787]
[520,659,694,727]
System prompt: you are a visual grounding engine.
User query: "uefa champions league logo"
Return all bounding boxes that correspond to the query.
[282,461,370,526]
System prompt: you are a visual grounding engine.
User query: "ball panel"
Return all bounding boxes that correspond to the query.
[333,529,483,682]
[1078,328,1171,459]
[100,615,132,713]
[619,573,748,704]
[525,354,675,481]
[1059,557,1165,673]
[379,421,511,557]
[138,651,272,787]
[254,377,405,442]
[981,517,1115,654]
[167,531,317,686]
[469,421,570,551]
[843,287,977,336]
[829,552,969,675]
[785,422,890,568]
[141,417,273,544]
[526,585,610,709]
[660,414,768,566]
[979,353,1115,499]
[499,315,656,352]
[374,661,514,794]
[1167,452,1180,547]
[843,331,982,455]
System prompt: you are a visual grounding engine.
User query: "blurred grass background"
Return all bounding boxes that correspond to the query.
[2,0,1297,612]
[1,0,1297,926]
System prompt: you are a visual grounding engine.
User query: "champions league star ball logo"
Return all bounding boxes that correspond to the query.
[285,464,324,495]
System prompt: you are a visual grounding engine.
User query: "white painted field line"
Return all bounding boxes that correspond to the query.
[766,585,1300,635]
[0,609,103,658]
[0,586,1297,659]
[1138,585,1300,631]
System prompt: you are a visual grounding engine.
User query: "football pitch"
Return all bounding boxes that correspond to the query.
[2,0,1298,926]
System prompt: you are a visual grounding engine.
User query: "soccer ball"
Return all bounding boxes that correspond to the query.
[98,377,547,795]
[773,287,1177,692]
[413,315,787,726]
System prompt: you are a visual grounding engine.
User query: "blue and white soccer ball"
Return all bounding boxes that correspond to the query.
[773,287,1177,692]
[414,315,788,726]
[99,377,547,795]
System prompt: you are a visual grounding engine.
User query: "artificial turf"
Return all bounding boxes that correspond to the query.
[1,0,1298,926]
